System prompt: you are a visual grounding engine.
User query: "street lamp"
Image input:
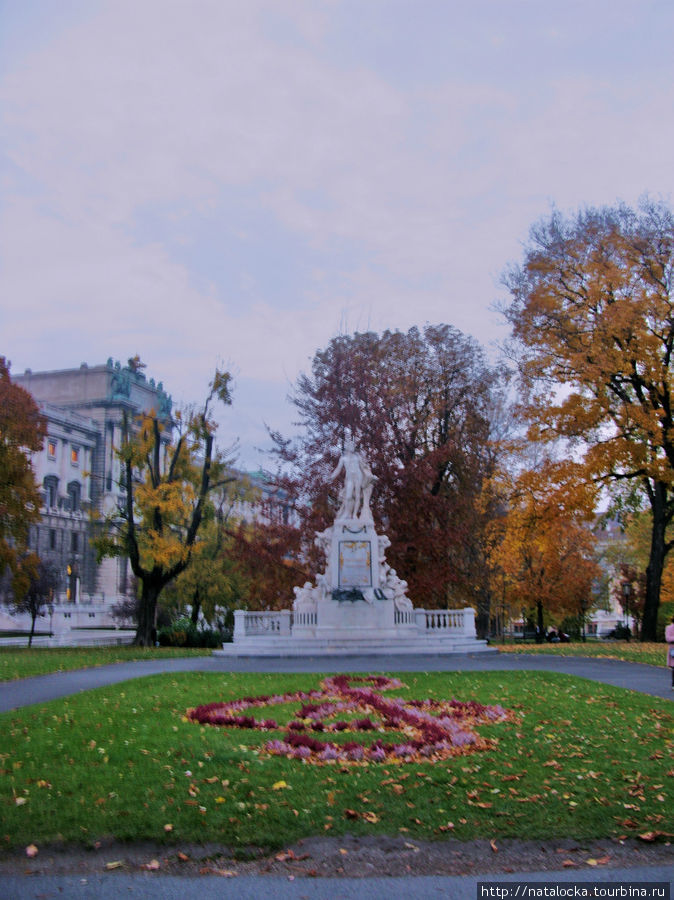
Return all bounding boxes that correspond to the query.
[622,582,632,641]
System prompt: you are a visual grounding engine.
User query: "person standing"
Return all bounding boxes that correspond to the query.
[666,615,674,689]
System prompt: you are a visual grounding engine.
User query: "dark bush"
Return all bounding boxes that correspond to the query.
[158,618,227,648]
[606,623,632,640]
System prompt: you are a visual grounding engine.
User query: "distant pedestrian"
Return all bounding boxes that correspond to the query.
[665,615,674,689]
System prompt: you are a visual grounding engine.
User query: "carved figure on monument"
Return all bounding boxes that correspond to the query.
[329,439,378,521]
[110,367,130,398]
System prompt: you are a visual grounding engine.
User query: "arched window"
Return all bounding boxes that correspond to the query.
[43,475,58,508]
[67,481,81,512]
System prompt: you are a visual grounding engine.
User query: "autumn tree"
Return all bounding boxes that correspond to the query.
[0,357,46,594]
[503,199,674,640]
[166,480,254,625]
[10,557,60,647]
[95,370,235,646]
[231,495,308,611]
[611,563,645,638]
[488,462,601,638]
[272,326,508,622]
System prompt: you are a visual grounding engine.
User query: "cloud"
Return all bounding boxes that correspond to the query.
[2,0,674,464]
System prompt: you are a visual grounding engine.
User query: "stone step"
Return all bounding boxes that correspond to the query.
[214,637,495,658]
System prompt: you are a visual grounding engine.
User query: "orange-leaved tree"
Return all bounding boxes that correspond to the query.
[488,461,601,638]
[503,199,674,640]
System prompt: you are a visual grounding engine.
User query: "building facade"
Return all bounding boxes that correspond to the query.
[10,359,172,628]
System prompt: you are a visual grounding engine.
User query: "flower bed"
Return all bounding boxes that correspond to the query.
[188,675,511,765]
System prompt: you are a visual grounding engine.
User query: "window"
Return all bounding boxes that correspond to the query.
[70,446,80,466]
[47,439,57,459]
[43,475,58,508]
[67,481,81,512]
[49,529,56,550]
[71,532,79,552]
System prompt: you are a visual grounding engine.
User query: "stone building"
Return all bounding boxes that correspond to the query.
[11,359,172,628]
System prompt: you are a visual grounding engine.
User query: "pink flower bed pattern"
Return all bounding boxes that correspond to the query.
[188,675,511,765]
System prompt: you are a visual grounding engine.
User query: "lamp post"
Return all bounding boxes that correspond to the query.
[622,582,632,641]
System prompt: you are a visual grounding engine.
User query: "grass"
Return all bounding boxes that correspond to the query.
[0,670,671,852]
[496,641,667,668]
[0,646,212,682]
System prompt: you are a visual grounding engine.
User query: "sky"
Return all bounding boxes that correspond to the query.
[2,0,674,469]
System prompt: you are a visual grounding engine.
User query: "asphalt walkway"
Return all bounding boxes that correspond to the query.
[2,866,673,899]
[1,651,672,712]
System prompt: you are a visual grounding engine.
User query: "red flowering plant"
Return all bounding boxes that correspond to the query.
[187,676,512,765]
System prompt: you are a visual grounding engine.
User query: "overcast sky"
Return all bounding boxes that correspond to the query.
[2,0,674,467]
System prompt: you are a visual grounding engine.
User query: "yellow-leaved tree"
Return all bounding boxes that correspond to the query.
[503,199,674,640]
[95,370,235,646]
[488,461,600,638]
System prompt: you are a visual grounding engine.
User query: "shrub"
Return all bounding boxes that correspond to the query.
[158,617,226,648]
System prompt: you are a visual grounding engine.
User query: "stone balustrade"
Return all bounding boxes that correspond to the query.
[233,609,291,640]
[234,606,475,642]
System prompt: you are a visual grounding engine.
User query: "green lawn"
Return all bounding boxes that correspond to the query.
[1,670,671,852]
[496,641,667,668]
[0,646,212,682]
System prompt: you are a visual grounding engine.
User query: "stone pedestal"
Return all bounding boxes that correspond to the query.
[292,515,415,641]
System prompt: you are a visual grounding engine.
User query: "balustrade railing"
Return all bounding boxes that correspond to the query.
[294,610,317,628]
[233,609,291,640]
[233,606,475,641]
[394,608,414,626]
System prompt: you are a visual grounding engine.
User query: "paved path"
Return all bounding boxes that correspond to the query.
[1,652,672,712]
[2,866,672,899]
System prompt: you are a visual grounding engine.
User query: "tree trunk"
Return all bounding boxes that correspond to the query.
[28,612,36,648]
[536,600,544,643]
[643,482,667,642]
[475,588,491,640]
[134,580,161,646]
[190,587,201,626]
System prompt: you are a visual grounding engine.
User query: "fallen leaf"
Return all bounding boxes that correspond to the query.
[344,809,359,819]
[25,844,38,858]
[490,839,498,853]
[272,780,288,791]
[142,859,160,871]
[14,797,27,806]
[177,852,189,862]
[105,860,124,870]
[638,831,674,842]
[362,811,380,823]
[562,860,577,868]
[163,823,173,832]
[339,848,348,856]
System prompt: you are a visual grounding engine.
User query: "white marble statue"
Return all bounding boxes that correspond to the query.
[330,439,378,522]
